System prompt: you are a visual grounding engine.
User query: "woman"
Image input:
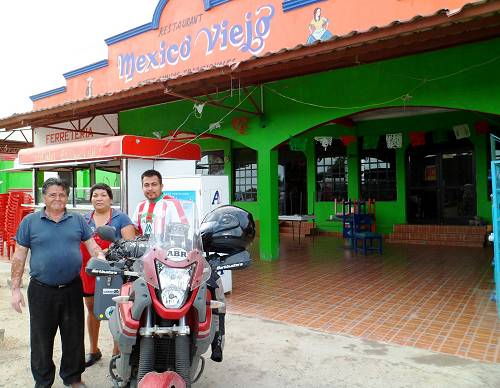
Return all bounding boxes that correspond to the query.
[80,183,135,367]
[307,7,333,44]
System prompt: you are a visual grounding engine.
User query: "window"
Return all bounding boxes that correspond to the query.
[33,160,121,207]
[233,148,257,202]
[316,139,348,201]
[196,150,225,176]
[360,139,397,201]
[283,0,326,12]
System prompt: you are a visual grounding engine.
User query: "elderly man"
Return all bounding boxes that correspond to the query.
[10,177,106,388]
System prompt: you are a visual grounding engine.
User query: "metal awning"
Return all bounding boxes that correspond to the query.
[17,135,201,166]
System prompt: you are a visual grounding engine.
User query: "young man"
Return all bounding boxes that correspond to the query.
[11,178,106,388]
[132,169,225,362]
[132,169,181,237]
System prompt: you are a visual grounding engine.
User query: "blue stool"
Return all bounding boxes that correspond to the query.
[354,232,383,254]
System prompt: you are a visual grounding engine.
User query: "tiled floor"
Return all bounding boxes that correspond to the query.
[226,236,500,363]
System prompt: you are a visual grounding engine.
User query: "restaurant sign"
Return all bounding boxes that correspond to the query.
[32,0,474,109]
[118,4,275,83]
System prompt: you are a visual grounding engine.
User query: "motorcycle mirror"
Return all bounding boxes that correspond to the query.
[96,225,117,242]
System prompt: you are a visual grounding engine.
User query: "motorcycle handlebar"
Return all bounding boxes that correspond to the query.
[105,237,149,262]
[121,240,149,258]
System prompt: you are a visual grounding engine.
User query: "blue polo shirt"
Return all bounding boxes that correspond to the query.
[16,209,93,286]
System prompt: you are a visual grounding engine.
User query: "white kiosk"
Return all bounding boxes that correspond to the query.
[163,175,232,293]
[117,159,233,292]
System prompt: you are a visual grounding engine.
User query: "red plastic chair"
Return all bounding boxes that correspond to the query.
[5,192,33,259]
[0,193,8,256]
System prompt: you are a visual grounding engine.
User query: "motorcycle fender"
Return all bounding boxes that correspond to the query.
[139,371,186,388]
[109,308,137,353]
[190,320,216,381]
[109,308,135,384]
[191,291,216,376]
[193,283,207,323]
[131,278,152,321]
[197,288,214,339]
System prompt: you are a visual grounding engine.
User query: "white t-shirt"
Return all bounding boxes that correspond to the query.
[132,197,182,236]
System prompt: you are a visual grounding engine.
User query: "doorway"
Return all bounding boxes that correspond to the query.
[407,140,476,224]
[278,145,307,215]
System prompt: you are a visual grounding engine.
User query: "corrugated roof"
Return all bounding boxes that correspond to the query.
[0,140,33,156]
[1,0,499,129]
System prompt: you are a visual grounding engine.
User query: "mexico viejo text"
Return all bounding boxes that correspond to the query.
[117,5,275,83]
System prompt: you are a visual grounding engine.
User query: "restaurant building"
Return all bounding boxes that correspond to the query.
[1,0,500,260]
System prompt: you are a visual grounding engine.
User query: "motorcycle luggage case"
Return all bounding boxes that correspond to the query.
[94,275,123,320]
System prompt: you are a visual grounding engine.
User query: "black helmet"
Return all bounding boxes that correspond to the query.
[200,205,255,254]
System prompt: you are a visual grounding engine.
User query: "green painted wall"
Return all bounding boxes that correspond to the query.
[95,170,120,187]
[119,37,500,259]
[0,161,32,194]
[0,161,10,194]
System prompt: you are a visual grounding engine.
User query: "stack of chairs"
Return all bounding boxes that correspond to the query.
[3,192,34,259]
[0,193,8,257]
[341,200,373,240]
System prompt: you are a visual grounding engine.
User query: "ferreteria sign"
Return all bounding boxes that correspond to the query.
[118,4,275,83]
[33,0,473,109]
[33,114,118,147]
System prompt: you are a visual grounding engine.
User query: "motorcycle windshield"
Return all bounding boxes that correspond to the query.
[137,199,211,292]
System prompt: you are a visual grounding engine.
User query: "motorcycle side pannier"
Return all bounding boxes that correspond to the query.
[200,205,255,254]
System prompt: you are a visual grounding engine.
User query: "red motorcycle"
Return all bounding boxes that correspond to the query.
[86,203,255,388]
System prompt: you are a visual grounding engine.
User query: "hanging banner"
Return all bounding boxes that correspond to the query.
[453,124,470,139]
[409,132,426,146]
[386,133,402,149]
[341,135,356,146]
[475,120,490,135]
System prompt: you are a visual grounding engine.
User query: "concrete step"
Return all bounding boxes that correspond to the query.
[388,224,486,247]
[392,224,486,234]
[386,238,484,247]
[389,232,485,242]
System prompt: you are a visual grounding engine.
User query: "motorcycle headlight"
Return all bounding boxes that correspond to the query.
[156,261,193,309]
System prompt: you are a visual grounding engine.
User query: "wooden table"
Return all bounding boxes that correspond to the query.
[278,215,316,244]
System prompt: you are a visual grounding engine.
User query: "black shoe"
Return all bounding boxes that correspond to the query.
[210,332,223,362]
[85,349,102,367]
[210,345,223,362]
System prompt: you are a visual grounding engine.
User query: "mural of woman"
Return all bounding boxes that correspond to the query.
[307,7,333,44]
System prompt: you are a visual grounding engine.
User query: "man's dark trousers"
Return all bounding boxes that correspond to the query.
[28,278,85,388]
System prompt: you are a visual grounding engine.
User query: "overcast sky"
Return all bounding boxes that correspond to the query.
[0,0,159,119]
